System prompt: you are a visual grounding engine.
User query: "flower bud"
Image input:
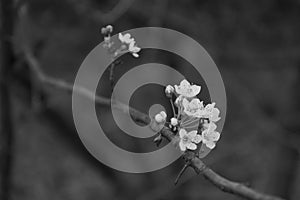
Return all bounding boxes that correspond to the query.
[160,111,167,119]
[170,118,178,126]
[165,85,174,98]
[101,25,113,35]
[106,25,113,33]
[155,111,167,123]
[175,95,183,107]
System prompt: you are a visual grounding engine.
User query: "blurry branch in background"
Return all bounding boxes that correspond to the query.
[22,45,149,124]
[67,0,135,24]
[92,0,135,24]
[228,75,300,154]
[22,45,285,200]
[228,75,299,198]
[0,0,15,200]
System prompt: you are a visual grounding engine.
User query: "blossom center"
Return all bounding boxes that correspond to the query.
[182,135,191,143]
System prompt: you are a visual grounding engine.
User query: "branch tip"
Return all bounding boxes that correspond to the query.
[174,161,190,185]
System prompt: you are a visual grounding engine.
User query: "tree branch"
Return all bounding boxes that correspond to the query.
[21,46,285,200]
[68,0,135,24]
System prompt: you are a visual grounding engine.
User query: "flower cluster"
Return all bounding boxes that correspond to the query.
[154,79,221,153]
[101,25,141,58]
[118,33,141,57]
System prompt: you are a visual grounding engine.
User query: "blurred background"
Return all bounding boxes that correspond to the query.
[1,0,300,199]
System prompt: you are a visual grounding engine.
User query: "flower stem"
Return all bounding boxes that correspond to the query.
[181,118,199,126]
[109,62,115,92]
[181,124,199,129]
[170,99,176,117]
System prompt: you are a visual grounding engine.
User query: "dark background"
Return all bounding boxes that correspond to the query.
[1,0,300,199]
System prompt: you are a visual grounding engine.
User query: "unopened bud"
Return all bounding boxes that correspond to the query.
[170,118,178,126]
[101,25,113,35]
[160,111,167,119]
[106,25,113,33]
[165,85,174,98]
[155,111,167,123]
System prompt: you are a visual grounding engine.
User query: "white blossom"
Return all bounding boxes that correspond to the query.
[201,122,220,149]
[175,79,201,98]
[178,129,202,151]
[128,41,141,57]
[118,33,141,58]
[203,102,221,122]
[118,33,134,44]
[182,98,205,118]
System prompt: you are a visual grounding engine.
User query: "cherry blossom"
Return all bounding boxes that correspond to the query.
[201,122,220,149]
[118,33,135,44]
[175,79,201,98]
[182,98,205,117]
[128,41,141,57]
[118,33,141,58]
[178,129,202,151]
[203,102,221,122]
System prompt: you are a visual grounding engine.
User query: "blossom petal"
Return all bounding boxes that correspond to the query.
[132,53,139,58]
[205,103,215,111]
[118,33,124,42]
[180,79,190,88]
[208,122,217,131]
[191,85,201,96]
[119,33,134,44]
[186,142,197,150]
[211,108,221,122]
[188,130,198,137]
[205,141,216,149]
[174,85,180,94]
[129,41,141,52]
[191,98,202,106]
[123,33,132,43]
[175,79,190,95]
[209,131,220,141]
[182,98,189,107]
[179,141,187,151]
[179,129,187,138]
[182,98,205,118]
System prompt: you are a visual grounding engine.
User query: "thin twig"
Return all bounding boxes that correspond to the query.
[169,99,176,117]
[109,62,115,91]
[22,46,286,200]
[174,161,190,185]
